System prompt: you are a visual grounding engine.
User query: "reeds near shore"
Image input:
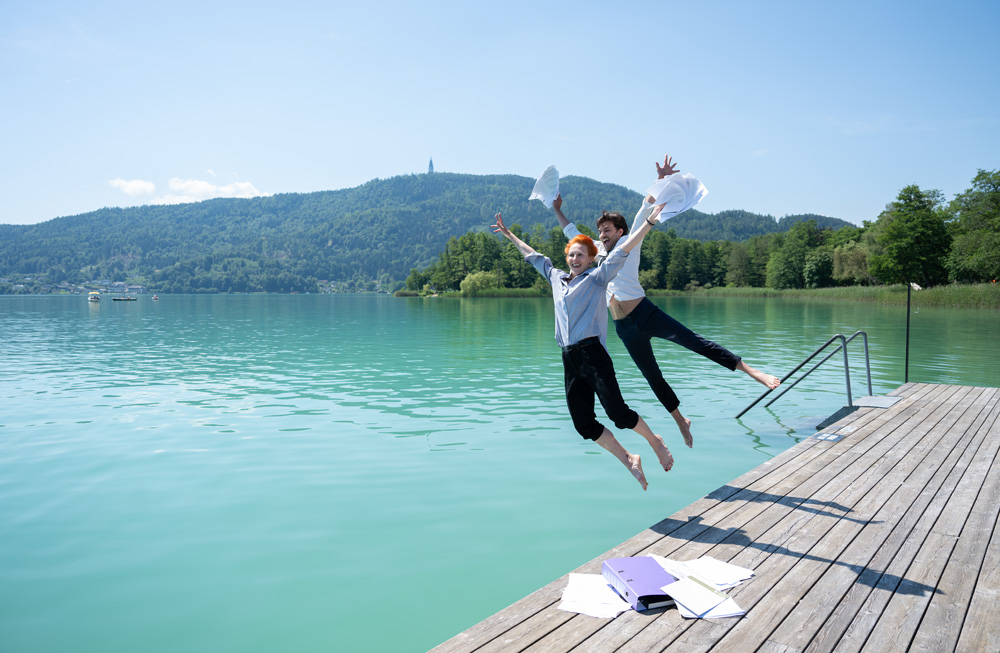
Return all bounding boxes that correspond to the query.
[399,283,1000,307]
[647,283,1000,309]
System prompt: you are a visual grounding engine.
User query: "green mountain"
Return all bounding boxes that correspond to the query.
[0,172,853,293]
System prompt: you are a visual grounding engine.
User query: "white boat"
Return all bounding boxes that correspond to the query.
[88,291,100,302]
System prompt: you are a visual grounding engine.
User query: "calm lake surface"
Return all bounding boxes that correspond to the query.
[2,294,997,652]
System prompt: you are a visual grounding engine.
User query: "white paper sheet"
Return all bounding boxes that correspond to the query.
[529,165,560,208]
[650,555,752,619]
[674,595,745,619]
[652,555,753,590]
[661,574,733,616]
[644,173,708,222]
[557,573,630,619]
[681,556,755,587]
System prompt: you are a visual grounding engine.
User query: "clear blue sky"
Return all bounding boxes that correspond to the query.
[2,0,997,226]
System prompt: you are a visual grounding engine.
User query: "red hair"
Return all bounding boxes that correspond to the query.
[564,234,598,258]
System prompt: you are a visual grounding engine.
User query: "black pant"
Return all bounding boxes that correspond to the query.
[613,298,741,413]
[562,338,639,441]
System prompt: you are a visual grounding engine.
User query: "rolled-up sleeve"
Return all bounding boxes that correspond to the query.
[592,247,629,284]
[525,252,553,279]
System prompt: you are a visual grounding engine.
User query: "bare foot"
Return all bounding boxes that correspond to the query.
[678,417,693,448]
[670,409,693,448]
[627,453,648,491]
[658,440,674,471]
[738,361,781,389]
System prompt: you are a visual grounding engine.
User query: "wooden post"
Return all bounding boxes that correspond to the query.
[905,282,911,383]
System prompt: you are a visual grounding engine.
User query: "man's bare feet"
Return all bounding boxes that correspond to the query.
[642,432,675,471]
[678,417,693,448]
[670,409,693,448]
[595,430,650,491]
[738,361,781,390]
[627,453,648,491]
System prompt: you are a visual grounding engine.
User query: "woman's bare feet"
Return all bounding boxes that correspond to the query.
[737,361,781,390]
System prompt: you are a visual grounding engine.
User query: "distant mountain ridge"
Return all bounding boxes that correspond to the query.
[0,172,854,293]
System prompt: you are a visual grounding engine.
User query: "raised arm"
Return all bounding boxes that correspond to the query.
[645,154,679,204]
[492,212,537,258]
[619,204,665,253]
[551,194,571,229]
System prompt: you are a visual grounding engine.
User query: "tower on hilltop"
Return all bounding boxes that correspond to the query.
[428,157,434,174]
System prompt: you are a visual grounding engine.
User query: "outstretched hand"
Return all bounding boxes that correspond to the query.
[552,194,562,211]
[492,212,511,237]
[649,203,666,222]
[656,155,678,179]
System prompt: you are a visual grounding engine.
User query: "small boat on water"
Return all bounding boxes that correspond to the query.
[88,291,100,302]
[112,296,137,301]
[152,295,159,300]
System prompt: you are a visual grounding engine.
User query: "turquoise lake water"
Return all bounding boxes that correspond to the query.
[2,294,997,652]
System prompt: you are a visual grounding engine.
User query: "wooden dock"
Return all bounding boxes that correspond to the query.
[431,383,1000,652]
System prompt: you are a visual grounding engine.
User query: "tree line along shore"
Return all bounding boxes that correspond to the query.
[399,169,999,310]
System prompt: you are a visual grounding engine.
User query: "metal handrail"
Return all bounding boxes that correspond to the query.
[735,331,872,419]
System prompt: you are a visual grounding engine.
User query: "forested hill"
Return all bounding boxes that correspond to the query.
[0,172,852,293]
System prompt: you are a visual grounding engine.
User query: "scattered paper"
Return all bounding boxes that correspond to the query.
[652,554,753,590]
[681,556,755,587]
[529,165,560,208]
[562,556,754,620]
[650,555,753,619]
[675,595,745,619]
[558,573,630,619]
[645,173,708,222]
[661,576,728,615]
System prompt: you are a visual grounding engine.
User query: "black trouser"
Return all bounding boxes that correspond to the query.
[613,298,741,413]
[561,337,639,441]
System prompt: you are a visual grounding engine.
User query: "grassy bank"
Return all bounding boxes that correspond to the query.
[647,283,1000,309]
[395,287,548,298]
[398,283,999,307]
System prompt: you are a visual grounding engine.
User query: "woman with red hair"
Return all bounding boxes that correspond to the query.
[492,208,674,491]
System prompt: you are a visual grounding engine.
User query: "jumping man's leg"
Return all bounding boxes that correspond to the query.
[736,360,781,389]
[630,415,674,471]
[614,315,694,447]
[638,298,781,390]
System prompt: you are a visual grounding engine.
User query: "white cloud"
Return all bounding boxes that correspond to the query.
[151,178,268,205]
[109,177,156,197]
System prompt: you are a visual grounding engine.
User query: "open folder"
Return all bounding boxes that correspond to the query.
[602,556,678,611]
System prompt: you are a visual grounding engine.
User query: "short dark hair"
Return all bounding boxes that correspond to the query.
[596,211,629,235]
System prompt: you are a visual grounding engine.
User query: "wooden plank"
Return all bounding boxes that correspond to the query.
[761,388,1000,652]
[861,392,1000,652]
[955,467,1000,653]
[903,395,1000,652]
[827,390,1000,653]
[678,386,982,652]
[804,388,1000,652]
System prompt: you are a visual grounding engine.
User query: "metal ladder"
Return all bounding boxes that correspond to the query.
[736,330,898,419]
